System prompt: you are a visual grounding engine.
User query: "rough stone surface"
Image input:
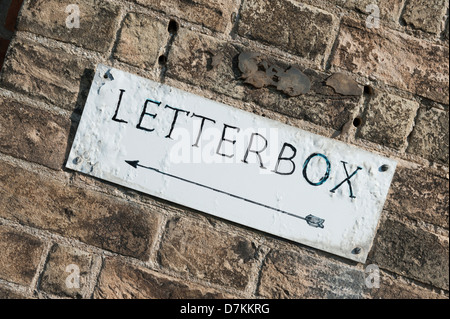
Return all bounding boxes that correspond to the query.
[0,38,94,112]
[255,89,359,131]
[325,72,362,96]
[238,51,311,96]
[407,107,449,165]
[0,286,28,299]
[358,92,419,150]
[94,257,231,299]
[167,28,244,99]
[39,244,94,298]
[368,218,449,290]
[0,226,44,286]
[257,248,365,298]
[445,18,449,40]
[299,0,405,27]
[0,160,161,261]
[344,0,405,25]
[158,218,259,291]
[332,18,449,105]
[401,0,448,34]
[135,0,235,33]
[114,13,170,70]
[0,97,71,170]
[246,65,361,130]
[238,0,337,67]
[367,270,447,299]
[17,0,121,53]
[385,166,449,229]
[167,29,360,131]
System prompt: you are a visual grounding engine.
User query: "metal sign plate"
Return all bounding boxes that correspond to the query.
[67,64,397,262]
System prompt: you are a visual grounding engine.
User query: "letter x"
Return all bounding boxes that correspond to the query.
[330,161,362,198]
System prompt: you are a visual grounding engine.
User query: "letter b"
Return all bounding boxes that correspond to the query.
[272,143,297,175]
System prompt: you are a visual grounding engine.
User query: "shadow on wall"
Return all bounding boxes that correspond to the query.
[0,0,23,70]
[63,67,95,169]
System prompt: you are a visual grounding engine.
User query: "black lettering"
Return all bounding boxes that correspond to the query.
[242,133,268,169]
[302,153,331,186]
[191,113,216,147]
[165,105,190,139]
[216,124,240,158]
[136,99,161,132]
[112,89,128,123]
[330,161,362,198]
[272,143,297,175]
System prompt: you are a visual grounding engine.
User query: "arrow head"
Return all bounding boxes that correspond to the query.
[125,160,139,168]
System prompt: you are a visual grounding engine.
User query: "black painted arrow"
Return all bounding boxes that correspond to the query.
[125,160,325,228]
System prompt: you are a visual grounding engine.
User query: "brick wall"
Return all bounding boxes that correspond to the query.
[0,0,448,299]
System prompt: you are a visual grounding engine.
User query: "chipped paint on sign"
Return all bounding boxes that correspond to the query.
[67,64,397,262]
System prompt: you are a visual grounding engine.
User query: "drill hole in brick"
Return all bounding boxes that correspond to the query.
[158,55,168,65]
[353,117,362,127]
[364,85,374,95]
[168,20,179,34]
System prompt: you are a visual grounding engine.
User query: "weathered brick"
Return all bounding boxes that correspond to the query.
[135,0,234,33]
[406,107,449,165]
[238,0,337,67]
[343,0,405,25]
[367,270,447,299]
[0,286,28,299]
[0,160,161,261]
[94,257,230,299]
[167,29,360,131]
[385,166,449,228]
[114,13,170,70]
[368,218,449,290]
[0,97,71,170]
[158,217,259,291]
[251,86,360,131]
[167,29,243,99]
[299,0,404,27]
[332,18,449,105]
[358,92,419,150]
[17,0,121,53]
[0,38,94,112]
[39,244,94,298]
[401,0,447,34]
[445,18,449,40]
[0,226,45,286]
[257,248,365,298]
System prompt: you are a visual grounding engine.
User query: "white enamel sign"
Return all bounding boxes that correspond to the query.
[67,64,397,262]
